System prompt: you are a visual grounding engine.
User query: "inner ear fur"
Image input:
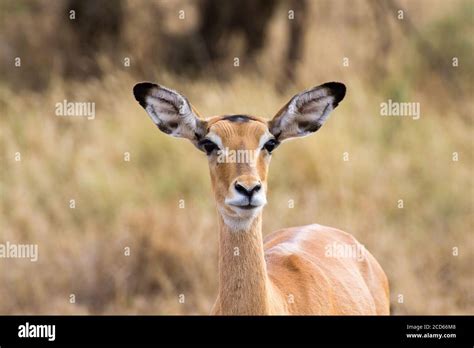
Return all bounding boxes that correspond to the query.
[133,82,208,146]
[268,82,346,141]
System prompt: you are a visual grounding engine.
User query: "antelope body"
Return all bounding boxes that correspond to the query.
[133,81,390,315]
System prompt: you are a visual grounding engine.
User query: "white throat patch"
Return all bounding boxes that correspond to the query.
[217,205,261,232]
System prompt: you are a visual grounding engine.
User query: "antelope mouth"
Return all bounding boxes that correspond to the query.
[229,203,262,210]
[237,204,259,210]
[225,195,267,211]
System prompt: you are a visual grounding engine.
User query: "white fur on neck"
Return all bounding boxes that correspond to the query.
[217,205,261,232]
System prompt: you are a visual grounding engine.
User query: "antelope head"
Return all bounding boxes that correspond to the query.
[133,82,346,231]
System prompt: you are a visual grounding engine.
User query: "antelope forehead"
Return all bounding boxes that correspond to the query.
[207,123,271,149]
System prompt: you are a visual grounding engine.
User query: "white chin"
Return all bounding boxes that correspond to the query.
[217,205,262,232]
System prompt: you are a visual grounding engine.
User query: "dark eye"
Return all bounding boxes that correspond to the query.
[199,139,218,155]
[263,139,278,153]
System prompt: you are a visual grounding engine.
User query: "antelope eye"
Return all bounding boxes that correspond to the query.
[199,139,218,155]
[263,139,278,153]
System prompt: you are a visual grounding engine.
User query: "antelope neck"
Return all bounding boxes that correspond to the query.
[216,211,273,315]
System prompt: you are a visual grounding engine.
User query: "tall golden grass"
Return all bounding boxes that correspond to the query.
[0,0,472,314]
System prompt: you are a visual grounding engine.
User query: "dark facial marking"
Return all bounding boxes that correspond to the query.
[221,115,253,123]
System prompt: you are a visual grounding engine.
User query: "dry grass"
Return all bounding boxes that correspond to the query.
[0,0,472,314]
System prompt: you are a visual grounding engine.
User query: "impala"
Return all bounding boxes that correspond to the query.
[133,81,390,315]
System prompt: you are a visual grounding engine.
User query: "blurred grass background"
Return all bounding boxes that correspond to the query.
[0,0,473,314]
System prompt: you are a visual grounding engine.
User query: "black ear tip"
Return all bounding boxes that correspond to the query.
[322,82,346,104]
[133,82,158,106]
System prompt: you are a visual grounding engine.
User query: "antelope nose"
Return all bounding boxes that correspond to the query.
[234,181,261,198]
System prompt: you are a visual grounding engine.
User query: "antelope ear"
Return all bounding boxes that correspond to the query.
[133,82,207,146]
[268,82,346,141]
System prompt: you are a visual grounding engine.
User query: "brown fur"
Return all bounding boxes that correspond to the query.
[207,118,389,315]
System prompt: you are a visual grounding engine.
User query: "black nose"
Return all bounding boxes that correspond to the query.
[235,182,261,198]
